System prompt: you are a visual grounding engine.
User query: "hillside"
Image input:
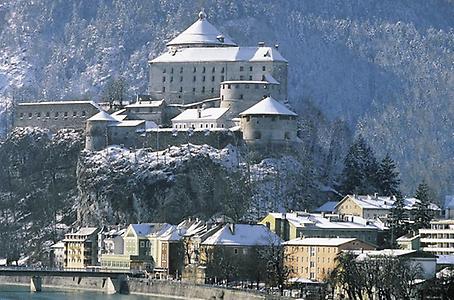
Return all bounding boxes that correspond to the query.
[0,0,452,197]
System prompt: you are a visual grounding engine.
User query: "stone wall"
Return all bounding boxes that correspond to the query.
[0,275,289,300]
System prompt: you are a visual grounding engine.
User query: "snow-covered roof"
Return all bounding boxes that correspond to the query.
[202,224,282,246]
[88,111,119,122]
[221,79,279,85]
[19,100,100,108]
[339,195,440,211]
[130,223,155,237]
[353,249,436,260]
[108,120,145,127]
[65,227,98,237]
[151,46,287,63]
[314,201,339,213]
[284,237,357,246]
[126,100,165,108]
[239,96,297,116]
[437,255,454,265]
[266,212,383,230]
[172,107,229,122]
[166,11,236,48]
[50,241,65,249]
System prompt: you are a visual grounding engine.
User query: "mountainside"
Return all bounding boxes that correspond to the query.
[0,0,452,197]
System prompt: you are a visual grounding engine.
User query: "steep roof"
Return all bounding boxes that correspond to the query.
[239,97,297,116]
[284,237,357,246]
[314,201,339,213]
[152,46,286,63]
[338,195,440,211]
[166,11,236,48]
[202,224,282,246]
[172,107,229,122]
[88,110,118,122]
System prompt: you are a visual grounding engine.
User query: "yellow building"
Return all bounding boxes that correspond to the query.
[63,227,100,269]
[283,238,375,282]
[259,212,382,245]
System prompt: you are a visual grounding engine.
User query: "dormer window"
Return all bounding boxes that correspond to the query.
[163,68,166,73]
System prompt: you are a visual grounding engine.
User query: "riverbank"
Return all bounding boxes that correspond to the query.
[0,275,287,300]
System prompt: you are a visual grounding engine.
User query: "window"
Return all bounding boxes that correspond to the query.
[249,66,253,71]
[227,84,231,89]
[240,94,243,99]
[193,67,196,73]
[240,66,244,71]
[162,86,166,92]
[262,66,266,71]
[140,241,144,247]
[221,67,224,73]
[180,67,183,73]
[179,87,183,92]
[202,76,205,82]
[193,76,196,82]
[170,68,174,74]
[212,67,215,73]
[240,75,244,80]
[211,88,214,93]
[221,75,224,81]
[234,248,238,254]
[170,76,173,82]
[180,76,183,82]
[162,76,166,82]
[211,76,215,82]
[73,111,77,117]
[28,112,33,118]
[310,261,315,268]
[249,75,253,80]
[46,112,50,118]
[64,112,68,117]
[163,68,166,73]
[36,112,41,118]
[81,111,86,116]
[202,66,206,73]
[192,88,196,92]
[202,87,205,93]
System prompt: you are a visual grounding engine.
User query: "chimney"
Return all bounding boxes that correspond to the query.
[258,41,265,47]
[229,223,235,234]
[274,44,279,50]
[374,193,378,199]
[197,108,202,118]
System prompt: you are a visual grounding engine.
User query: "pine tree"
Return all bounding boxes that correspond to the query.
[377,154,401,197]
[340,135,379,195]
[388,194,407,248]
[414,181,433,229]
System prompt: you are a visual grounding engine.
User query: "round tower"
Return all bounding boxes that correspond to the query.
[220,81,281,118]
[239,96,298,146]
[85,111,118,151]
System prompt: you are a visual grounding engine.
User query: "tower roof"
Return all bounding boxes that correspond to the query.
[87,110,118,122]
[239,97,297,117]
[166,10,237,48]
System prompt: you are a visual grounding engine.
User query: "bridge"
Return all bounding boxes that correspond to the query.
[0,268,134,294]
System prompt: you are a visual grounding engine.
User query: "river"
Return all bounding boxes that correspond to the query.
[0,284,171,300]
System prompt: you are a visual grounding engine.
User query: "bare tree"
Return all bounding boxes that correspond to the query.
[102,77,128,110]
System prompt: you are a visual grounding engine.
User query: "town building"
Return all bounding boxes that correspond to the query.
[419,219,454,255]
[199,223,282,283]
[283,237,375,282]
[352,249,437,280]
[335,194,440,220]
[14,100,100,131]
[443,195,454,219]
[397,233,421,251]
[63,227,100,269]
[259,212,385,246]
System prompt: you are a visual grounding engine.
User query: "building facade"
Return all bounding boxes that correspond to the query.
[283,238,375,282]
[63,227,100,269]
[14,101,100,131]
[419,219,454,255]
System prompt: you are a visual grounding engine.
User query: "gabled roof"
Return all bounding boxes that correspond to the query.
[88,110,118,122]
[172,107,229,122]
[152,46,287,63]
[239,97,297,116]
[201,224,281,246]
[167,11,236,48]
[337,195,440,211]
[314,201,339,213]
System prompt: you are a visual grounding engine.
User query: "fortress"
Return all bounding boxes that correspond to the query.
[14,11,300,152]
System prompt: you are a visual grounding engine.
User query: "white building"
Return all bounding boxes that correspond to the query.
[419,219,454,255]
[149,11,288,105]
[50,241,65,269]
[171,107,229,130]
